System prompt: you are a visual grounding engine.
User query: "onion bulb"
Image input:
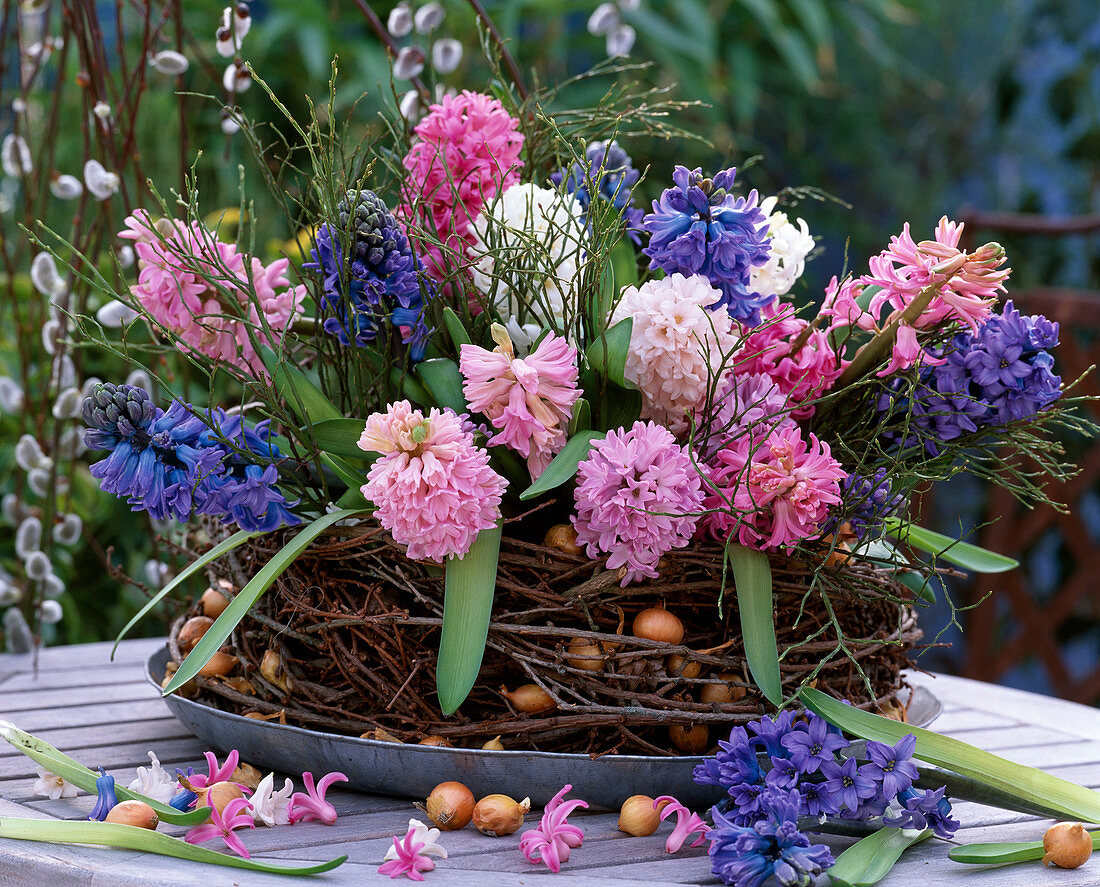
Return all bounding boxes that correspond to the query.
[198,651,238,677]
[200,587,230,618]
[544,523,584,555]
[700,673,746,704]
[197,781,244,815]
[618,794,667,836]
[260,648,292,693]
[425,781,475,831]
[500,683,556,714]
[482,735,504,751]
[567,637,606,671]
[669,723,709,754]
[178,616,213,652]
[665,653,701,679]
[632,607,684,645]
[472,793,530,836]
[105,800,158,830]
[1043,822,1093,868]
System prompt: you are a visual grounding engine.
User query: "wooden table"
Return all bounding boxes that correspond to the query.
[1,638,1099,886]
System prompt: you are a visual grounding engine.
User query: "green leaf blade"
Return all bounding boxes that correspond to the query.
[437,523,503,715]
[584,317,634,389]
[310,418,373,460]
[728,545,782,705]
[885,519,1018,573]
[163,509,367,696]
[828,827,931,886]
[442,307,472,349]
[519,431,604,501]
[416,357,467,414]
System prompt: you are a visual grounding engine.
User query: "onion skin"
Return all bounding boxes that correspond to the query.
[419,735,454,747]
[501,683,556,714]
[544,524,584,556]
[665,654,701,679]
[700,674,747,704]
[178,616,213,653]
[482,735,504,750]
[567,637,607,671]
[199,781,244,815]
[472,794,530,836]
[618,795,662,836]
[632,607,684,645]
[1043,822,1093,868]
[426,781,475,831]
[105,800,158,830]
[200,587,230,618]
[669,723,709,754]
[198,651,238,677]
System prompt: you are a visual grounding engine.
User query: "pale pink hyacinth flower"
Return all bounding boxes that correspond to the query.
[119,210,305,377]
[185,796,255,858]
[653,795,710,853]
[701,423,846,552]
[379,819,448,880]
[250,773,294,827]
[189,749,240,790]
[610,273,740,433]
[287,771,347,825]
[460,325,580,479]
[358,401,506,563]
[519,784,588,873]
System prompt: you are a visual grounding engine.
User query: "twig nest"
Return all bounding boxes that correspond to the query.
[1043,822,1093,868]
[618,794,670,836]
[105,800,158,830]
[473,794,530,836]
[633,606,684,646]
[198,651,238,677]
[426,781,475,831]
[665,653,701,679]
[178,616,214,653]
[567,637,607,671]
[501,683,556,714]
[669,723,709,754]
[200,587,230,618]
[544,523,584,556]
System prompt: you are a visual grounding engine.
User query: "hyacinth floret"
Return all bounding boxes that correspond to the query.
[833,468,905,539]
[883,786,960,838]
[305,190,432,360]
[572,420,704,585]
[644,166,773,325]
[550,140,644,241]
[698,372,794,459]
[863,734,919,799]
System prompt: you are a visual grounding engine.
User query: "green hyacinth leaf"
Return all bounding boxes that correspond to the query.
[828,827,931,886]
[437,522,503,715]
[310,418,374,460]
[163,509,368,696]
[519,430,604,501]
[416,357,468,414]
[950,831,1100,865]
[728,545,782,705]
[442,306,472,349]
[0,817,346,875]
[884,518,1018,573]
[585,316,634,389]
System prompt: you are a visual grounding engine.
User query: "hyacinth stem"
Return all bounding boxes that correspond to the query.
[466,0,529,101]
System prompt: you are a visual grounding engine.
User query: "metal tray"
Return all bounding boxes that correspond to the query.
[147,646,940,809]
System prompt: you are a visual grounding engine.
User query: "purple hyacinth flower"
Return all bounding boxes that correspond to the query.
[883,786,961,839]
[820,756,877,814]
[780,714,848,775]
[863,733,920,799]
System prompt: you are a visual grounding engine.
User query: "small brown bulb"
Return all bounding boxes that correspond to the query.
[618,794,662,836]
[481,735,504,751]
[105,800,158,830]
[669,723,709,754]
[199,781,244,815]
[425,781,474,831]
[178,616,213,653]
[665,653,701,679]
[567,637,606,671]
[198,651,238,677]
[200,587,230,618]
[472,794,530,836]
[419,735,453,747]
[260,648,292,693]
[700,673,747,705]
[501,683,556,714]
[632,606,684,645]
[544,523,585,556]
[1043,821,1093,868]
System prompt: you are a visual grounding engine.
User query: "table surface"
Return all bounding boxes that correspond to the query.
[1,638,1099,886]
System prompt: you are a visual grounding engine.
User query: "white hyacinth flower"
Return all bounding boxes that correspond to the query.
[384,819,448,861]
[151,50,189,75]
[0,377,24,413]
[83,159,119,200]
[414,2,445,33]
[33,765,79,800]
[250,773,294,826]
[15,517,42,560]
[2,134,32,177]
[393,45,425,80]
[96,299,139,328]
[587,2,619,36]
[31,253,64,297]
[49,174,83,200]
[750,195,815,298]
[128,751,178,805]
[387,2,413,37]
[431,38,463,74]
[606,23,636,57]
[39,599,63,625]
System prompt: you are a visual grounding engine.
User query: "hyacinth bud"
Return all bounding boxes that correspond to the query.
[52,387,82,420]
[414,2,445,33]
[27,469,51,498]
[15,517,42,561]
[337,189,404,268]
[15,435,46,472]
[54,513,83,546]
[393,45,426,80]
[431,38,463,74]
[82,382,157,438]
[4,608,34,654]
[387,2,413,37]
[49,173,83,200]
[41,573,65,599]
[25,551,51,581]
[2,134,32,177]
[0,580,20,607]
[971,242,1006,265]
[84,159,119,200]
[96,299,139,328]
[607,23,636,57]
[0,377,24,414]
[587,2,619,36]
[151,50,189,75]
[40,599,63,625]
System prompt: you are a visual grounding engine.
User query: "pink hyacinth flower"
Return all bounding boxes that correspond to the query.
[460,326,580,479]
[377,822,447,881]
[189,749,240,790]
[653,795,710,853]
[184,796,255,858]
[287,771,347,825]
[519,784,588,873]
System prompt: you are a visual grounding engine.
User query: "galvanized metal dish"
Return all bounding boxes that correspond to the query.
[147,647,941,809]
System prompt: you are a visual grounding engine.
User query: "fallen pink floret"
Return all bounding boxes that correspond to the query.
[378,820,447,880]
[287,771,347,825]
[653,795,710,853]
[189,749,239,790]
[518,784,588,873]
[184,796,255,858]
